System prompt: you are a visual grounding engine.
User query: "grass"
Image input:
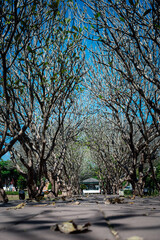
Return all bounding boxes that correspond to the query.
[7,191,28,201]
[7,195,20,201]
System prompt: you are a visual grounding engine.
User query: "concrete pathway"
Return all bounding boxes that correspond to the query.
[0,195,160,240]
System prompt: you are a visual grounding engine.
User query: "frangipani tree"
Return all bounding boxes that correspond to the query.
[9,0,86,199]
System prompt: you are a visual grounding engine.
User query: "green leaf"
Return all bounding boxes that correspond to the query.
[73,26,78,31]
[143,9,151,17]
[95,12,101,19]
[91,25,95,29]
[119,17,125,22]
[27,46,33,52]
[98,95,103,99]
[67,31,74,34]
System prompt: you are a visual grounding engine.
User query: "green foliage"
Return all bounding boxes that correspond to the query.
[17,175,27,190]
[119,17,125,22]
[48,183,52,190]
[155,161,160,182]
[122,181,127,187]
[5,191,19,195]
[124,190,132,195]
[94,12,101,19]
[0,160,26,189]
[58,190,62,195]
[80,184,87,190]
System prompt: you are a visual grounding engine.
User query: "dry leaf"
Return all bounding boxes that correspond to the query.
[111,229,119,236]
[58,222,76,233]
[127,236,143,240]
[68,201,80,205]
[105,200,111,205]
[50,221,91,234]
[105,198,124,204]
[128,202,134,204]
[142,213,148,216]
[34,204,48,207]
[73,201,80,205]
[7,202,26,210]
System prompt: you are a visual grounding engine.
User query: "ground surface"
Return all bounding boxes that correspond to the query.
[0,195,160,240]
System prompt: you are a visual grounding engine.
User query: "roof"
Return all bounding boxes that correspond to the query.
[82,178,99,184]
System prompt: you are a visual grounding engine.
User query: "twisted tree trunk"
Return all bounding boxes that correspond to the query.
[0,168,8,203]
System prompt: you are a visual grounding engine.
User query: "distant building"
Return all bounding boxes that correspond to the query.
[82,178,101,194]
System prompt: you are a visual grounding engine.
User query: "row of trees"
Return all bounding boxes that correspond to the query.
[0,0,160,201]
[78,0,160,195]
[0,0,87,201]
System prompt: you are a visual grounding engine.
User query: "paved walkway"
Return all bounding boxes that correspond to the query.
[0,195,160,240]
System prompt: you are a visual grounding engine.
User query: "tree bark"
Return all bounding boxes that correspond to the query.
[0,168,8,203]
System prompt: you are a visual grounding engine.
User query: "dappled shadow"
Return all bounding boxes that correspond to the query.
[0,211,103,240]
[0,201,23,208]
[1,195,160,240]
[103,212,160,233]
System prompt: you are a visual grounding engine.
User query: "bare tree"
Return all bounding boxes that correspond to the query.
[9,2,86,199]
[76,0,160,195]
[0,0,59,202]
[79,0,160,120]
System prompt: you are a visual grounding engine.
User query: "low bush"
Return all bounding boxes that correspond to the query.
[124,190,133,195]
[6,191,19,195]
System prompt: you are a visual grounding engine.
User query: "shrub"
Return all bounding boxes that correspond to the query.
[6,191,19,195]
[48,183,52,190]
[124,190,133,195]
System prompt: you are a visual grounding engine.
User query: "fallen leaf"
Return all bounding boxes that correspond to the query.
[77,222,91,231]
[111,229,119,237]
[58,222,76,233]
[127,236,143,240]
[73,201,80,205]
[34,204,48,207]
[68,201,80,205]
[105,198,124,204]
[105,200,111,205]
[50,221,91,234]
[128,202,134,204]
[142,213,148,216]
[7,202,26,210]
